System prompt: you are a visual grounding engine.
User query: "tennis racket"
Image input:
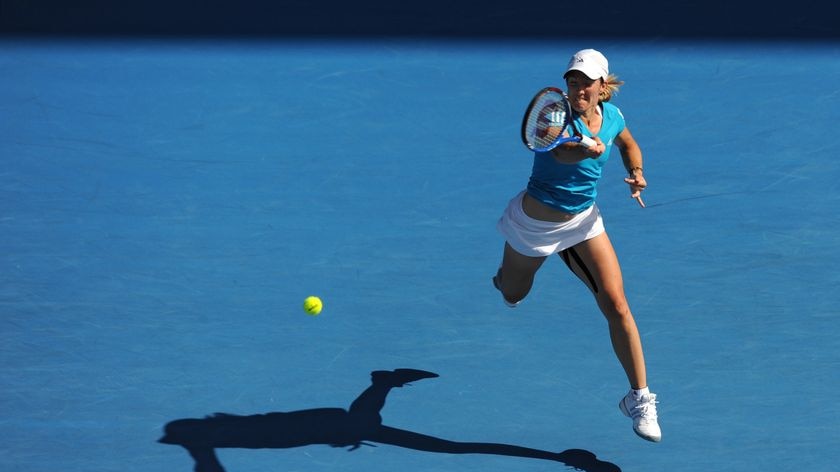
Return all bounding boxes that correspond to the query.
[521,87,596,152]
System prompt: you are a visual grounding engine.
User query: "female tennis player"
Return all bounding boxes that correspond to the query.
[493,49,661,442]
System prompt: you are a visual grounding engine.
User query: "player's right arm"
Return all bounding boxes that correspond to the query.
[549,136,605,164]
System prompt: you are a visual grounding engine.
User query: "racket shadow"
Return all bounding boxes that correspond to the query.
[159,368,620,472]
[641,190,749,209]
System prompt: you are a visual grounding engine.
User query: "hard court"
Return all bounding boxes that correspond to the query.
[2,34,839,471]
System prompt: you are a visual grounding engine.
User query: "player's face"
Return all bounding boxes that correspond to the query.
[565,71,603,112]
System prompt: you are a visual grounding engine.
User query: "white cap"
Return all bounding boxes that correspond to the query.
[564,49,609,80]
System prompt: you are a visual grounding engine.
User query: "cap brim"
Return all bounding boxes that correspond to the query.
[564,67,602,80]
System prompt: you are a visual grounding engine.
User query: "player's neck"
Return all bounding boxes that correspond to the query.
[579,104,602,132]
[581,103,601,118]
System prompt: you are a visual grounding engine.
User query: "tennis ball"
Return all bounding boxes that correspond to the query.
[303,296,323,316]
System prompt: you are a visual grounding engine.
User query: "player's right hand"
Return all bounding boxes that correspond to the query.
[583,136,606,158]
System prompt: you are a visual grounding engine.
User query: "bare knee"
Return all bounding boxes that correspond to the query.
[497,267,535,303]
[498,244,545,303]
[598,293,633,323]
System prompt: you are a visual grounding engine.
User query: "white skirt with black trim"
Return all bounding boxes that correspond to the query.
[497,191,605,257]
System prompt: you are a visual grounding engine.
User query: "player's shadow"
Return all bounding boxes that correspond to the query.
[159,369,621,472]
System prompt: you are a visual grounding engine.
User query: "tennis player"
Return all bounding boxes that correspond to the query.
[493,49,661,442]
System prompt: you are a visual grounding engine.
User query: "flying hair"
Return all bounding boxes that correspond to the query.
[599,74,624,102]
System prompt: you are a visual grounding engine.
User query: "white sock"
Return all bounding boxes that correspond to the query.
[632,387,650,399]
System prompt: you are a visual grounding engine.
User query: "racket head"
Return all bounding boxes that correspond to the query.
[521,87,574,152]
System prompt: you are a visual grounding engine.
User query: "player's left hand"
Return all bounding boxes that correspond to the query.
[624,172,647,208]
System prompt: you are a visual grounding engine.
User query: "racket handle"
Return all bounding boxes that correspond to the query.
[579,136,596,148]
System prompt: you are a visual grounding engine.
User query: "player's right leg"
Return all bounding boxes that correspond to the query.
[493,243,547,307]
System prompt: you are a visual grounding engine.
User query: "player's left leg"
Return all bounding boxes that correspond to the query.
[560,232,646,387]
[560,231,661,442]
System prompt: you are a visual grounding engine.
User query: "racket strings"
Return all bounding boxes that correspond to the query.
[524,91,571,151]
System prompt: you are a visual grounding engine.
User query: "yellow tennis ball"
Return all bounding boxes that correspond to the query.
[303,296,323,316]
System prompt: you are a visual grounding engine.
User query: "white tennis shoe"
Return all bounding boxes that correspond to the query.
[619,390,662,442]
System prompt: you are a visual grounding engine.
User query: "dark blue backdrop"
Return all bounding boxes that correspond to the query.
[2,0,837,40]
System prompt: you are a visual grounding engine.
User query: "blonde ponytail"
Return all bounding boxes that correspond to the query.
[599,74,624,102]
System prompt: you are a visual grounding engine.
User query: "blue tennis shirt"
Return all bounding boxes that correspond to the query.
[526,102,626,213]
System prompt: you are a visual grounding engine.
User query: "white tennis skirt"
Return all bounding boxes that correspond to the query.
[497,191,605,257]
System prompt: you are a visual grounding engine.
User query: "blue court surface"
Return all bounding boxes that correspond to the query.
[2,38,839,472]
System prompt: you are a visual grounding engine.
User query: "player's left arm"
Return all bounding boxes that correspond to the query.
[615,127,647,207]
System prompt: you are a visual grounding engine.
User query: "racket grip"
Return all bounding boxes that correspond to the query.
[579,136,596,148]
